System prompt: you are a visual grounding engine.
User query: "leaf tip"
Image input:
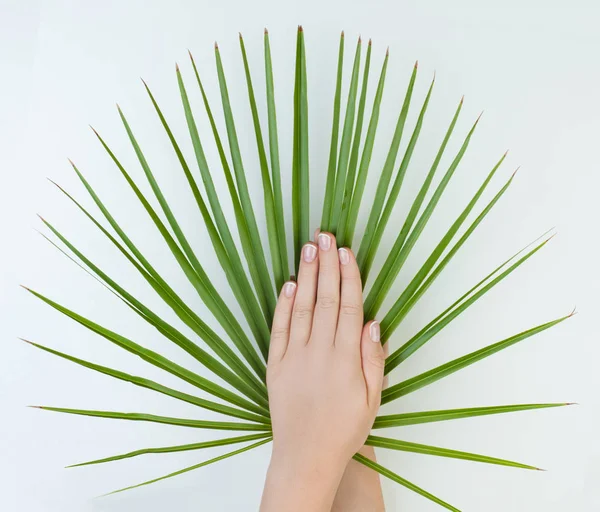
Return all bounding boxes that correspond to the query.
[298,25,303,32]
[214,41,219,50]
[460,94,465,105]
[368,38,372,46]
[264,27,268,35]
[511,166,520,179]
[385,46,389,56]
[414,59,418,68]
[238,31,243,40]
[19,284,32,292]
[568,306,578,318]
[341,30,345,38]
[565,402,579,406]
[187,48,195,61]
[175,62,179,72]
[27,405,44,409]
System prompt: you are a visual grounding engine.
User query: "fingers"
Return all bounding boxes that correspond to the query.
[289,242,319,348]
[360,321,385,410]
[310,232,340,346]
[335,247,364,352]
[268,281,297,364]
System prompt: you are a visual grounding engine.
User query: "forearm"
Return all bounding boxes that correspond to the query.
[332,446,385,512]
[260,449,348,512]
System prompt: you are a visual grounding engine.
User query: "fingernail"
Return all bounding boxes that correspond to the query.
[370,321,380,342]
[338,248,350,265]
[283,281,297,297]
[318,233,331,251]
[303,243,317,262]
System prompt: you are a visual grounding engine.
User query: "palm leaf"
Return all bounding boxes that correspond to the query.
[366,435,540,470]
[292,26,310,270]
[24,339,269,423]
[239,33,285,292]
[365,112,484,314]
[175,67,271,358]
[384,233,552,373]
[34,406,270,431]
[26,28,572,509]
[374,403,572,428]
[343,47,389,246]
[360,74,435,283]
[187,51,273,325]
[34,215,268,406]
[68,433,272,468]
[320,31,345,229]
[382,313,572,404]
[264,28,290,284]
[336,39,372,246]
[356,61,418,273]
[214,42,277,319]
[328,35,362,233]
[354,453,460,512]
[106,437,272,496]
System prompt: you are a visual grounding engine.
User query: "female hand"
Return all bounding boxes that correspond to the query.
[260,232,385,512]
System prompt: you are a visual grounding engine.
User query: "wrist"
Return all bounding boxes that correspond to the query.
[270,443,350,476]
[261,445,349,512]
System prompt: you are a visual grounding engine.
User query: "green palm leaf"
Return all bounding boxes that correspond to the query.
[354,453,460,511]
[356,61,417,273]
[33,406,270,431]
[328,35,362,233]
[382,313,572,404]
[187,51,273,325]
[106,437,272,496]
[24,339,269,423]
[366,435,541,470]
[292,26,310,270]
[214,42,277,319]
[68,433,272,468]
[321,31,345,230]
[264,28,290,284]
[26,28,572,510]
[374,403,572,428]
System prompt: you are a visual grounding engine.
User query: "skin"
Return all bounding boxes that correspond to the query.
[260,232,386,512]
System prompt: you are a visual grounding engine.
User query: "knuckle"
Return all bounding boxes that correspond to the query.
[368,351,386,370]
[317,295,339,310]
[341,272,360,283]
[340,302,363,317]
[293,305,313,319]
[270,326,289,341]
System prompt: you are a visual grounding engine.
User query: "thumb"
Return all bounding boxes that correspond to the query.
[360,320,385,410]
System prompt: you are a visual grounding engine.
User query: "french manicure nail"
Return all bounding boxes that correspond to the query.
[338,248,350,265]
[370,321,381,342]
[283,281,297,297]
[303,243,317,262]
[318,233,331,251]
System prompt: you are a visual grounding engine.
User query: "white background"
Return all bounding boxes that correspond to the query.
[1,1,598,511]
